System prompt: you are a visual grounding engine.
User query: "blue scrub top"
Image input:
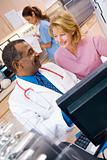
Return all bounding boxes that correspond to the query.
[39,20,59,60]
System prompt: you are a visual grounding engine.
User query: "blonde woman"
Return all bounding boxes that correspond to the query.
[49,12,107,79]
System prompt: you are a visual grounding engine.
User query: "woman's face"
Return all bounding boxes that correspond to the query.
[52,26,72,49]
[24,12,38,25]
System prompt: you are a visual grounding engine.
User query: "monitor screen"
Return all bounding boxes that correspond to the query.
[56,62,107,146]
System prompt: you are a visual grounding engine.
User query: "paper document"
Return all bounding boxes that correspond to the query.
[22,34,42,53]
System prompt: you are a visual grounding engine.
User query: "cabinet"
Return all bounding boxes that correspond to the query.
[63,0,94,25]
[0,95,9,119]
[45,0,65,18]
[0,16,13,40]
[90,0,107,37]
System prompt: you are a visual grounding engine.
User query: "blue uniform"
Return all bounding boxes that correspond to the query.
[39,20,59,60]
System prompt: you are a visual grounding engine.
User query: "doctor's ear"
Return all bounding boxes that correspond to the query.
[12,60,21,70]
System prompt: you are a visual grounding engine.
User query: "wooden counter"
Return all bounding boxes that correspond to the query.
[0,81,15,118]
[0,80,15,102]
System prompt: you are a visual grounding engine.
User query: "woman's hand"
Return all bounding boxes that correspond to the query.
[40,42,52,49]
[33,33,40,39]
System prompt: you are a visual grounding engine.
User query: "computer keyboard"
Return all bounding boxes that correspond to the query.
[74,133,100,155]
[75,133,90,149]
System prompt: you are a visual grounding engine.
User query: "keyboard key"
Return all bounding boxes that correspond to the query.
[75,133,90,149]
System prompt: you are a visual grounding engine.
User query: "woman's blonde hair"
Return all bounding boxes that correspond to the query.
[49,11,81,53]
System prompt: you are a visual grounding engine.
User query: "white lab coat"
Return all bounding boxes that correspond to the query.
[9,63,78,139]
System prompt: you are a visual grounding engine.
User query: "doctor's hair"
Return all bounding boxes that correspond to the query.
[2,39,25,73]
[49,11,81,53]
[22,6,50,21]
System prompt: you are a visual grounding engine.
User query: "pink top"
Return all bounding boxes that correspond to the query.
[55,36,107,79]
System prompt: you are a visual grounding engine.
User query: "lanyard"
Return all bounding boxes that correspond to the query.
[16,67,63,99]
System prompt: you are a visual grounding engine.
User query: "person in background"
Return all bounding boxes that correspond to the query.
[2,39,78,139]
[22,6,59,62]
[49,11,107,80]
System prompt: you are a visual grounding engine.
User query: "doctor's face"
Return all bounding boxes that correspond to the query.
[15,42,41,76]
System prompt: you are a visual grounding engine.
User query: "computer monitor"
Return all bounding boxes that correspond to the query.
[56,61,107,146]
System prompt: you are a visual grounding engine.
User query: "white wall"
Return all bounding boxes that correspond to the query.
[0,0,48,41]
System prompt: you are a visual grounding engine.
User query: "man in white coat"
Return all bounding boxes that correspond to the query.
[2,39,78,139]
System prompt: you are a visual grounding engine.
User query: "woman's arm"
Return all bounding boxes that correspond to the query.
[93,36,107,56]
[40,41,52,49]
